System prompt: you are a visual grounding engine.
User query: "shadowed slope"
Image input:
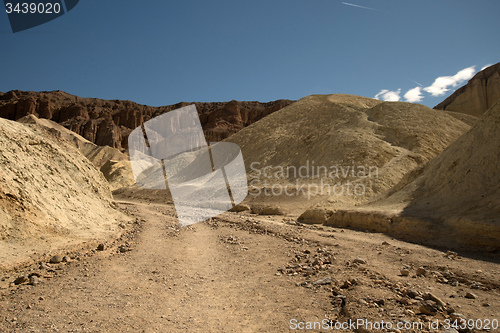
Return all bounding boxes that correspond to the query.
[322,101,500,249]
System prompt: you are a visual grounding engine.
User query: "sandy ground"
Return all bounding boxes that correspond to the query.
[0,198,499,333]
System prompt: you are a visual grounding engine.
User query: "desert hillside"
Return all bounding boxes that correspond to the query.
[313,100,500,249]
[0,90,293,149]
[226,94,476,214]
[0,117,130,271]
[434,62,500,117]
[1,93,499,332]
[17,115,135,191]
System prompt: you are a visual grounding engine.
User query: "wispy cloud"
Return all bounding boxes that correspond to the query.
[404,87,423,103]
[341,2,379,11]
[423,66,476,97]
[374,89,401,102]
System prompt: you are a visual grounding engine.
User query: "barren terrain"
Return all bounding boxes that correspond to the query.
[2,68,500,333]
[1,198,499,332]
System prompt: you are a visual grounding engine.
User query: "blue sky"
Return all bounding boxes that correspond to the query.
[0,0,498,108]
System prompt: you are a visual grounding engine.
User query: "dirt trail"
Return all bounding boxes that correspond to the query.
[0,201,332,332]
[1,200,499,332]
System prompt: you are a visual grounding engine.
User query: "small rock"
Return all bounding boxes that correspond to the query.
[251,205,284,215]
[382,241,390,245]
[445,250,458,258]
[405,289,420,299]
[357,298,368,305]
[332,295,346,308]
[62,256,71,263]
[464,292,477,299]
[49,255,62,264]
[29,276,40,286]
[118,245,130,253]
[416,267,428,277]
[400,269,410,276]
[441,328,459,333]
[353,257,367,264]
[437,277,449,284]
[482,302,490,307]
[312,259,322,266]
[450,313,466,321]
[374,299,385,306]
[419,300,438,315]
[470,281,482,289]
[423,292,446,308]
[340,280,352,289]
[229,204,250,212]
[312,277,332,286]
[397,297,411,305]
[403,309,414,315]
[39,263,50,270]
[97,244,105,251]
[118,222,126,229]
[350,278,360,285]
[331,288,342,297]
[14,276,28,285]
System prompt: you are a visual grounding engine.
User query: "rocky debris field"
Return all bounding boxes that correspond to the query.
[0,200,499,333]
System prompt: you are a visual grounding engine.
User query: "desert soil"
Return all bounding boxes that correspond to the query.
[1,198,499,333]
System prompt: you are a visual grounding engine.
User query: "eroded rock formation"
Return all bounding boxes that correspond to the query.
[0,90,293,149]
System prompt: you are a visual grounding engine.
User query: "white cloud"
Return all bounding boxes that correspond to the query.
[374,89,401,101]
[423,66,476,97]
[481,64,493,71]
[404,87,423,103]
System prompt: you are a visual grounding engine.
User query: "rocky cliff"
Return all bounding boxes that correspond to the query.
[434,62,500,117]
[0,90,293,150]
